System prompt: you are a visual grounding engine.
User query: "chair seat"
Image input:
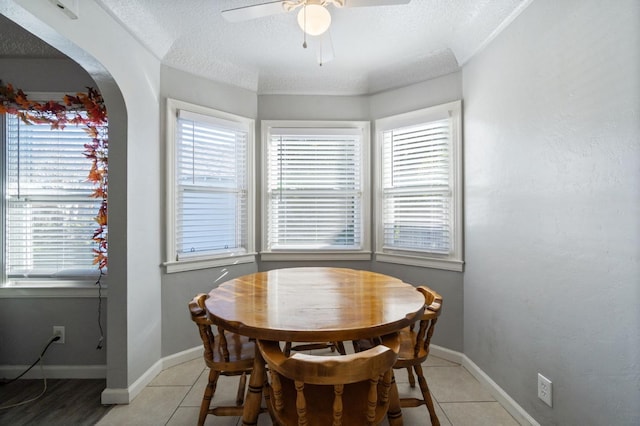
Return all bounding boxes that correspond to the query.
[207,331,255,371]
[394,327,429,365]
[354,330,428,368]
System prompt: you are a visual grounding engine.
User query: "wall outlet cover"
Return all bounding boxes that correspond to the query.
[537,373,552,407]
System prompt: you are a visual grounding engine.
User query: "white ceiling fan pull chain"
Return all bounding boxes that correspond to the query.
[302,4,308,48]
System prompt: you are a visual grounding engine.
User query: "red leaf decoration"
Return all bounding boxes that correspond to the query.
[1,81,108,271]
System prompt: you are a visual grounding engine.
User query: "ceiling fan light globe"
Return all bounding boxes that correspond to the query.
[297,4,331,36]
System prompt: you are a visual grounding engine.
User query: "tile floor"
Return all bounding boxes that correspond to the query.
[97,349,520,426]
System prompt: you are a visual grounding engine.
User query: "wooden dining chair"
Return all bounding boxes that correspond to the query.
[353,286,443,426]
[259,333,400,426]
[188,293,257,426]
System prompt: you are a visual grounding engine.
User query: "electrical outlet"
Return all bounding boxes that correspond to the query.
[53,326,65,344]
[537,373,552,407]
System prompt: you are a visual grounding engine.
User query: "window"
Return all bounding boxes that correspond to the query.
[1,112,102,285]
[261,121,370,261]
[165,99,255,273]
[375,101,463,271]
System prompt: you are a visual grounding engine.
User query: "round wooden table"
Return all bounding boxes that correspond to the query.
[205,267,426,425]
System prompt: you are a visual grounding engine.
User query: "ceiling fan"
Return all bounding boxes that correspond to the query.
[222,0,411,65]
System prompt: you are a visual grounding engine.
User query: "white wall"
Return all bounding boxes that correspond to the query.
[463,0,640,424]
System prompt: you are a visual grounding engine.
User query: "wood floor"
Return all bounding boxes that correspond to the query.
[0,378,112,425]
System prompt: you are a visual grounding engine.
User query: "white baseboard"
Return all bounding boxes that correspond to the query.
[430,344,466,364]
[100,359,163,405]
[0,364,106,379]
[162,346,202,370]
[430,345,539,426]
[100,346,202,405]
[100,387,130,405]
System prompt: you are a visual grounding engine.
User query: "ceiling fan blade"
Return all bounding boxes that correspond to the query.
[222,1,288,22]
[343,0,411,7]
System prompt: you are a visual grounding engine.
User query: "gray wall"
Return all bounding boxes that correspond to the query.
[159,65,260,357]
[369,72,464,351]
[0,58,94,91]
[3,0,164,396]
[255,74,464,351]
[12,4,639,422]
[462,0,640,425]
[1,24,464,382]
[2,0,465,403]
[0,298,106,366]
[160,71,465,357]
[0,58,107,368]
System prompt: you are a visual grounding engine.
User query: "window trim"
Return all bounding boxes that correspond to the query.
[260,120,371,261]
[164,98,256,273]
[0,279,108,298]
[374,100,464,272]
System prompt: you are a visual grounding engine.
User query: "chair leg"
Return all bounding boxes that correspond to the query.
[334,341,347,355]
[236,372,247,405]
[414,364,439,426]
[262,369,279,424]
[407,366,416,387]
[283,341,292,357]
[199,369,221,426]
[386,371,403,426]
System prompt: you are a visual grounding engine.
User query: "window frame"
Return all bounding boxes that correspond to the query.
[0,92,107,292]
[260,120,371,261]
[374,100,464,272]
[164,98,256,273]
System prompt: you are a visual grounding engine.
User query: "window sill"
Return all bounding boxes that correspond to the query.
[0,280,108,298]
[375,253,464,272]
[260,251,372,262]
[163,253,257,273]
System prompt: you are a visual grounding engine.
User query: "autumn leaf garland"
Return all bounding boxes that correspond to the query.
[0,82,108,271]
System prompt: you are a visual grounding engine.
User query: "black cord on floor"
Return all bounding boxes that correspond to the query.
[0,335,59,386]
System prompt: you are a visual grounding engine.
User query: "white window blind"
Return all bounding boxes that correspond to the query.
[176,110,248,259]
[5,114,100,279]
[266,128,362,250]
[382,119,452,254]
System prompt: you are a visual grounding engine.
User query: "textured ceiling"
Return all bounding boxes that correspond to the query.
[1,0,533,95]
[96,0,532,94]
